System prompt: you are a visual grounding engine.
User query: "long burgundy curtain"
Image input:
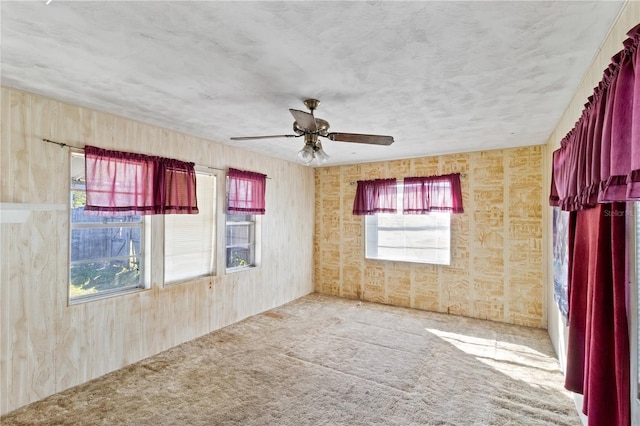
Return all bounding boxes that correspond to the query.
[549,24,640,426]
[403,173,464,214]
[227,168,267,215]
[352,178,397,215]
[564,204,629,426]
[84,145,198,216]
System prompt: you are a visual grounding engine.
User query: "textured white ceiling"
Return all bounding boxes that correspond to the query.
[1,1,625,166]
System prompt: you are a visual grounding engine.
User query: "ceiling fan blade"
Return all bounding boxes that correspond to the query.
[326,133,394,146]
[230,134,298,141]
[289,109,317,132]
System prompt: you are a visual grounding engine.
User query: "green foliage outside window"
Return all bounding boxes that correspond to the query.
[228,254,249,268]
[72,190,86,209]
[70,259,141,298]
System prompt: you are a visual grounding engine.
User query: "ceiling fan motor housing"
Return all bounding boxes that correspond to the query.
[293,118,330,137]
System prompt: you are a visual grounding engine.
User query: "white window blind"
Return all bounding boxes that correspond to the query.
[164,172,216,283]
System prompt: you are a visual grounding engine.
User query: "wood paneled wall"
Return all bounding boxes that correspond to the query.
[314,146,545,328]
[0,87,315,415]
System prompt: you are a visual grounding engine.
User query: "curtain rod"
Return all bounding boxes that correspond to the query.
[43,138,81,149]
[42,138,270,177]
[349,173,467,185]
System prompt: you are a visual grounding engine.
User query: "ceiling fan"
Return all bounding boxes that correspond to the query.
[230,99,394,165]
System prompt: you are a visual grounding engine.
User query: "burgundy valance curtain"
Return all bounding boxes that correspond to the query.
[550,23,640,211]
[403,173,464,214]
[352,178,397,215]
[227,168,267,215]
[352,174,464,215]
[84,145,198,216]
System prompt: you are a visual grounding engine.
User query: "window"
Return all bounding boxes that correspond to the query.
[224,168,265,272]
[365,183,451,265]
[69,152,147,301]
[164,171,216,283]
[226,213,257,271]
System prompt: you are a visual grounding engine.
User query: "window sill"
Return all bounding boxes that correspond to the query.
[365,255,450,266]
[68,286,149,306]
[164,274,214,287]
[225,265,257,274]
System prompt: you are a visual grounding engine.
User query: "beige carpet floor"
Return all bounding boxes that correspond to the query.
[2,294,580,425]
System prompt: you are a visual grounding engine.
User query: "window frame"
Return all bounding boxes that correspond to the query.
[224,175,261,273]
[225,213,259,272]
[364,182,451,265]
[68,151,150,304]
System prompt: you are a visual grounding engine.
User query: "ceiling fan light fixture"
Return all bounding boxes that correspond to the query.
[297,144,315,164]
[314,143,330,165]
